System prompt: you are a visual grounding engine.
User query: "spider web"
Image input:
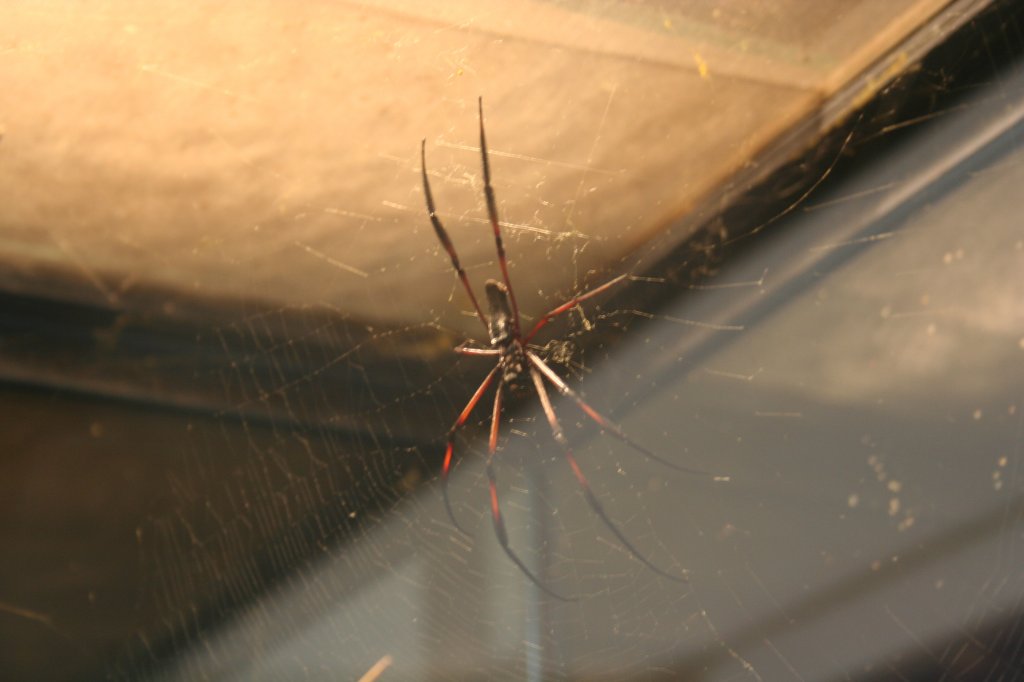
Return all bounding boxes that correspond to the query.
[121,35,1024,682]
[3,3,1024,681]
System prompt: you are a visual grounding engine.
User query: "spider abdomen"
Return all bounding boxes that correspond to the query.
[485,279,514,347]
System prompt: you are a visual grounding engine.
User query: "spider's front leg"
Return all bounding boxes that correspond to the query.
[528,351,718,478]
[527,364,688,583]
[440,366,500,535]
[484,376,574,601]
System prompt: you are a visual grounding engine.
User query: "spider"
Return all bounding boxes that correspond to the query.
[421,98,709,600]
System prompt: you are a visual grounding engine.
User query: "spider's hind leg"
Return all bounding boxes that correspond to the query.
[477,97,521,337]
[421,139,489,336]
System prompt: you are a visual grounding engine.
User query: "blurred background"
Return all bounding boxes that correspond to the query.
[1,0,1023,679]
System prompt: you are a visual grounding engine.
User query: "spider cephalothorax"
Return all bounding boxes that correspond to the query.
[422,98,712,600]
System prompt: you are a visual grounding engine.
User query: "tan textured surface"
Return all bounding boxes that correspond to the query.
[0,0,948,331]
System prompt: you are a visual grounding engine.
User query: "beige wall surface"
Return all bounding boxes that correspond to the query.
[0,1,947,333]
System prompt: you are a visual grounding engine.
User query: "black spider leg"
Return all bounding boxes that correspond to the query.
[528,364,688,583]
[486,375,575,601]
[477,97,522,337]
[441,366,500,535]
[529,352,717,478]
[421,139,490,337]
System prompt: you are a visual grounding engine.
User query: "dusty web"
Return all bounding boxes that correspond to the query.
[121,15,1024,682]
